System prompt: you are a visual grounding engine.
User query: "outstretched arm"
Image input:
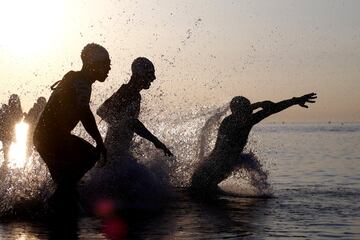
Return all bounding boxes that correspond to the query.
[252,93,317,125]
[251,101,275,111]
[130,119,173,156]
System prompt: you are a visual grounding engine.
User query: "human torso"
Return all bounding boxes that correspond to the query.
[35,71,92,137]
[26,104,44,126]
[210,115,252,162]
[99,84,141,155]
[193,115,253,187]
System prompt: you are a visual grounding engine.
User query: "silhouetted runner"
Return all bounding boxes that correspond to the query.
[0,94,23,164]
[97,57,173,157]
[25,97,46,127]
[191,93,317,192]
[85,57,173,204]
[33,43,110,204]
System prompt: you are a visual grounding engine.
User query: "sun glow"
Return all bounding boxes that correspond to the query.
[8,121,29,169]
[0,0,65,57]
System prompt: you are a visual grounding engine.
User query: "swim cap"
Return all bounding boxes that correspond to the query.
[230,96,251,113]
[131,57,154,76]
[37,97,46,105]
[81,43,110,64]
[8,94,20,105]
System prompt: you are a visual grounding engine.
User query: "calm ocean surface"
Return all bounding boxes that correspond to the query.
[0,123,359,239]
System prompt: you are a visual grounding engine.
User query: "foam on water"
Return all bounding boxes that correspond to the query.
[0,151,52,217]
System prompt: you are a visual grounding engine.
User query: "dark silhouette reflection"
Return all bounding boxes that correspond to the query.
[33,43,110,208]
[45,187,81,239]
[0,189,270,239]
[106,189,271,239]
[47,212,79,240]
[189,192,271,238]
[0,94,23,164]
[0,215,78,239]
[191,93,317,192]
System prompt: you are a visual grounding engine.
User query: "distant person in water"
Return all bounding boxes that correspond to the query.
[33,43,110,204]
[24,96,46,156]
[191,93,317,192]
[0,94,23,164]
[89,57,173,203]
[97,57,173,157]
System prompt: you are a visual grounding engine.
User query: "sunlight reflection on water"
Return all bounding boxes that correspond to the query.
[8,121,30,169]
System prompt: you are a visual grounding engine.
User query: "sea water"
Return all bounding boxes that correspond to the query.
[0,122,359,239]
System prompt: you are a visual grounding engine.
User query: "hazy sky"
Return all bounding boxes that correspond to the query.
[0,0,359,122]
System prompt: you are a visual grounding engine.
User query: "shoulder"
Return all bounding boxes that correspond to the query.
[221,116,233,126]
[221,115,249,129]
[67,72,92,106]
[116,84,140,102]
[58,71,90,91]
[63,70,77,79]
[218,116,232,132]
[114,84,128,97]
[72,73,91,92]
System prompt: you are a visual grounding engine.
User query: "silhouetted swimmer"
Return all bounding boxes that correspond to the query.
[25,97,47,126]
[191,93,317,193]
[0,94,23,164]
[88,57,173,204]
[33,43,110,208]
[97,57,173,157]
[24,96,47,156]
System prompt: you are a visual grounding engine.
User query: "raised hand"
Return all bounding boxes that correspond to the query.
[155,141,174,157]
[162,146,174,157]
[297,93,317,108]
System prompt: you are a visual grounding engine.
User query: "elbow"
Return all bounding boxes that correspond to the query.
[127,119,138,131]
[96,106,105,118]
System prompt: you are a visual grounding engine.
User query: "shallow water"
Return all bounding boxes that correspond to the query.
[0,123,359,239]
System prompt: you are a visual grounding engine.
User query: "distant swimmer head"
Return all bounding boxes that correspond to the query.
[131,57,156,90]
[81,43,111,82]
[230,96,252,116]
[36,96,46,106]
[8,94,21,107]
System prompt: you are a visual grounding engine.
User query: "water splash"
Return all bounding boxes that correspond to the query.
[0,121,52,217]
[220,151,271,196]
[0,151,52,217]
[0,103,272,217]
[133,104,272,195]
